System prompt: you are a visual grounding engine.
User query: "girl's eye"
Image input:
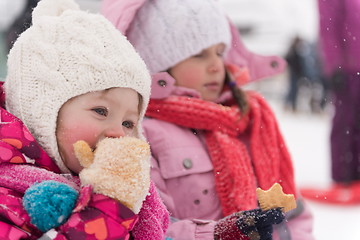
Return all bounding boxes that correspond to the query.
[217,51,224,57]
[216,45,226,57]
[193,51,206,58]
[92,107,108,116]
[122,121,135,129]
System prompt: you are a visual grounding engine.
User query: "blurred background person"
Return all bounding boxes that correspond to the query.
[301,0,360,204]
[284,36,306,112]
[284,36,327,113]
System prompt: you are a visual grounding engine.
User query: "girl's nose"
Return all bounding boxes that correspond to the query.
[209,65,220,73]
[208,56,223,73]
[104,125,126,138]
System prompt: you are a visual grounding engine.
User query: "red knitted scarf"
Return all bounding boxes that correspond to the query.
[146,91,296,216]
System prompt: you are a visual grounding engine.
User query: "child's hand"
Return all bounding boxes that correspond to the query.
[214,208,285,240]
[236,208,284,240]
[74,137,151,214]
[23,180,78,232]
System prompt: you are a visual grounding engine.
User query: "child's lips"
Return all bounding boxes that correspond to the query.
[204,82,220,91]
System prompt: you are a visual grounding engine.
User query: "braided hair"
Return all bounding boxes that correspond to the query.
[224,71,249,114]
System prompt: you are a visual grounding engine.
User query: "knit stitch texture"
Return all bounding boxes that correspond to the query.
[146,91,296,216]
[127,0,231,73]
[4,0,151,172]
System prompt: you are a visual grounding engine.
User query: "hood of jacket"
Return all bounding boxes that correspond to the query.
[0,82,74,193]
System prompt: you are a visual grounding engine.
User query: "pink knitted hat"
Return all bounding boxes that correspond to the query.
[126,0,232,73]
[102,0,287,100]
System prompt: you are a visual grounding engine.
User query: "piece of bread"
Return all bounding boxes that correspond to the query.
[256,183,296,213]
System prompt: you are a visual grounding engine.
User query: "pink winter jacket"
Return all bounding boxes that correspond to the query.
[0,82,169,240]
[142,90,314,240]
[101,1,314,239]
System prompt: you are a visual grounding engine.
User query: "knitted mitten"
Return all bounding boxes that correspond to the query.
[23,180,78,232]
[74,136,151,214]
[214,211,246,240]
[214,208,284,240]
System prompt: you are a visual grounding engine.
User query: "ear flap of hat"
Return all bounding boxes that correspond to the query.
[225,20,287,82]
[101,0,146,34]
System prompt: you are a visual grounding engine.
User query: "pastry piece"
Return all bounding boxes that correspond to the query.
[256,183,296,213]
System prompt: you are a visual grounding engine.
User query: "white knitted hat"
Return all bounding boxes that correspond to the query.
[4,0,151,173]
[126,0,232,74]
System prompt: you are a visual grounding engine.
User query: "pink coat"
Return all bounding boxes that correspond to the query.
[142,84,314,240]
[0,82,169,240]
[101,1,314,239]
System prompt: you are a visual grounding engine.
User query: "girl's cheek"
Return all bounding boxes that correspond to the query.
[177,67,201,86]
[58,127,94,148]
[74,125,101,146]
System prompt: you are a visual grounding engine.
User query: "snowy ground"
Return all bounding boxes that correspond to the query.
[274,103,360,240]
[256,76,360,240]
